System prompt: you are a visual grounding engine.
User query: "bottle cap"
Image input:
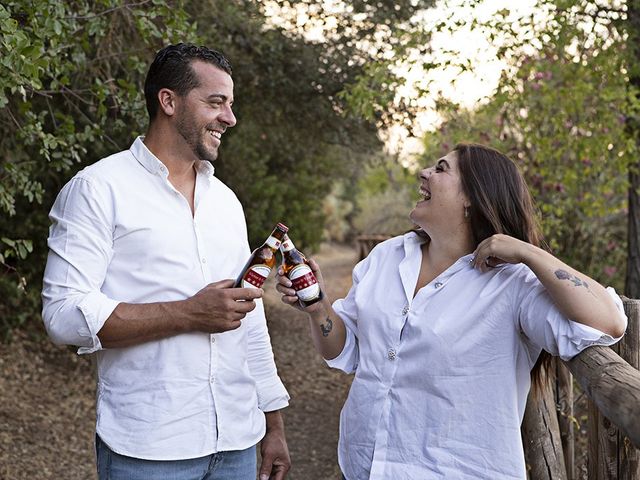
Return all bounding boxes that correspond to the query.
[277,222,289,232]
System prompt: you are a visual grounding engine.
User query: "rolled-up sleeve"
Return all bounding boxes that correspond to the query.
[516,268,627,361]
[325,256,372,373]
[42,176,119,354]
[245,299,290,412]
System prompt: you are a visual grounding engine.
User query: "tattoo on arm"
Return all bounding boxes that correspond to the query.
[320,317,333,337]
[555,269,589,289]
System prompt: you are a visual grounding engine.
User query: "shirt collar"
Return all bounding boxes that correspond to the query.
[130,136,216,180]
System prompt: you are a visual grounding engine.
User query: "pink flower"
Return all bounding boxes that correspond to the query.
[603,266,617,278]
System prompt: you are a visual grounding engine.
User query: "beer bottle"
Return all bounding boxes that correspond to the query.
[279,234,323,307]
[234,223,289,288]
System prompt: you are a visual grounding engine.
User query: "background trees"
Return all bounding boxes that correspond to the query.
[0,0,197,335]
[1,0,637,337]
[0,0,429,336]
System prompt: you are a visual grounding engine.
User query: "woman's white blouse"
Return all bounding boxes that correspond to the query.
[328,232,626,480]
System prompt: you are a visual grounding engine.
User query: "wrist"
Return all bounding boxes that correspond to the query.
[521,242,545,266]
[264,410,285,432]
[162,299,193,334]
[308,307,328,324]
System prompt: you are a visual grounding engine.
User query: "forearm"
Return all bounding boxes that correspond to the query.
[306,300,347,360]
[98,300,192,348]
[523,245,626,337]
[265,410,285,432]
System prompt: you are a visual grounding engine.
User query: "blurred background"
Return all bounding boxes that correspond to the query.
[1,0,638,335]
[2,1,639,478]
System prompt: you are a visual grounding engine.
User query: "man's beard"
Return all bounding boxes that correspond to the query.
[176,110,218,163]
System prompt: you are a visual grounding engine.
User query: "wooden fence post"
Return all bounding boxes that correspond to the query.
[594,297,640,480]
[556,361,575,480]
[582,298,640,480]
[522,365,568,480]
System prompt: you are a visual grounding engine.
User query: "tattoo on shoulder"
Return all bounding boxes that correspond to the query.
[555,269,589,289]
[320,317,333,337]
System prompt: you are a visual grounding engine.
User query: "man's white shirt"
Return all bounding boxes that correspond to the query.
[42,137,289,460]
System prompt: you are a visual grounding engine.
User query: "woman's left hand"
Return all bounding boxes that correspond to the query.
[472,234,535,272]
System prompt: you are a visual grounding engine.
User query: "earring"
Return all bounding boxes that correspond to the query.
[464,206,470,218]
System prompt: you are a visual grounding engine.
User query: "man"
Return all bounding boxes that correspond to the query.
[42,43,290,480]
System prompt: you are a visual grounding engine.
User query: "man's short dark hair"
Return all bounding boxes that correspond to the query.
[144,43,233,120]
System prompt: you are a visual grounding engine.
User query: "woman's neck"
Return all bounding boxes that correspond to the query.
[422,232,475,269]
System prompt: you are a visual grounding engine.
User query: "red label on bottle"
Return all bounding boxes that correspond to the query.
[291,271,318,290]
[243,266,269,288]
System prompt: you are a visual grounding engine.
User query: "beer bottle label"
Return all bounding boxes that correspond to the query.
[242,265,271,288]
[289,264,320,301]
[266,235,282,250]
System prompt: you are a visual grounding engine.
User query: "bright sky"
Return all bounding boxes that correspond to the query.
[262,0,540,161]
[387,0,540,163]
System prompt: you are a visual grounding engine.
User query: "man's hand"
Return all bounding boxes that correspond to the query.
[259,411,290,480]
[185,279,263,333]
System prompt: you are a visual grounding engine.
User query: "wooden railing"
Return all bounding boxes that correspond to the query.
[356,234,640,479]
[355,234,393,261]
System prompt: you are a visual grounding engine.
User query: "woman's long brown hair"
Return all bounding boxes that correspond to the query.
[455,143,552,393]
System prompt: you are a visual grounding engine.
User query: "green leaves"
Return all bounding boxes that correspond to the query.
[0,0,197,332]
[1,237,33,261]
[417,0,632,290]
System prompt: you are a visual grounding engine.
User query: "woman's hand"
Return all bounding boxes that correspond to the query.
[472,234,535,272]
[275,258,327,314]
[472,234,625,338]
[277,258,349,359]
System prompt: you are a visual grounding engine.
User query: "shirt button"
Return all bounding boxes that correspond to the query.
[210,336,216,344]
[201,258,206,264]
[210,376,215,383]
[434,281,443,288]
[402,305,409,315]
[387,348,397,360]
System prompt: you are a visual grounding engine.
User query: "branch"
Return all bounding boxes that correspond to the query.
[64,0,153,20]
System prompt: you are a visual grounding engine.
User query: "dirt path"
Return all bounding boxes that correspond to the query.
[0,243,357,480]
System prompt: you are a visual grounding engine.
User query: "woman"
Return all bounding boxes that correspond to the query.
[276,143,627,479]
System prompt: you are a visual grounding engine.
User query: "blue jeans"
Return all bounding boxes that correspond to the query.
[96,435,257,480]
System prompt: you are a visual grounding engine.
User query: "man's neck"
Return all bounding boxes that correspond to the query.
[143,125,198,180]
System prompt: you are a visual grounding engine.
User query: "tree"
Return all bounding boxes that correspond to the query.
[626,0,640,298]
[0,0,427,337]
[414,1,633,293]
[0,0,197,336]
[185,0,437,248]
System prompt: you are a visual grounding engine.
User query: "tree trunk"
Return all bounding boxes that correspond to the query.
[627,0,640,298]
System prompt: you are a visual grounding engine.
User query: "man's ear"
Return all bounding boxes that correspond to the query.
[157,88,177,116]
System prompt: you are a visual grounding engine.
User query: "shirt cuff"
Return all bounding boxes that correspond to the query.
[558,287,627,361]
[325,327,358,373]
[76,291,120,355]
[257,380,290,412]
